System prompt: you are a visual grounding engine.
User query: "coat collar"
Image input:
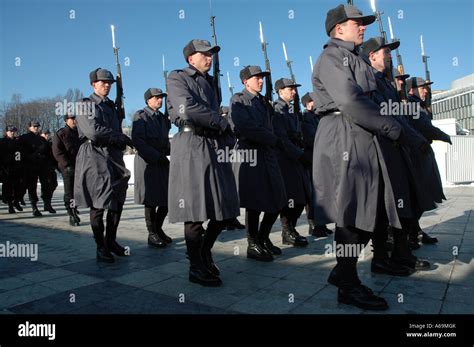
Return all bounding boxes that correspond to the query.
[324,38,358,53]
[89,93,111,104]
[242,88,261,101]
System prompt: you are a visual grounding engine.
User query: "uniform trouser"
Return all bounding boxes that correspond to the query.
[334,175,388,289]
[280,204,305,228]
[89,207,123,248]
[61,167,75,211]
[184,220,228,267]
[25,170,40,204]
[2,174,22,203]
[305,167,315,221]
[39,168,57,203]
[144,206,168,231]
[245,209,279,240]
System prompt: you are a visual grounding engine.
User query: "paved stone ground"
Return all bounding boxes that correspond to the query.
[0,186,473,315]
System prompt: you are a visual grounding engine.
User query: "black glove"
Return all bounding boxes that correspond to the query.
[122,135,134,149]
[444,135,452,145]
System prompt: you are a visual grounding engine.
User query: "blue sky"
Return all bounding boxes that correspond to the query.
[1,0,473,126]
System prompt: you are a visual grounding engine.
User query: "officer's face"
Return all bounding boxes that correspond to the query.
[189,52,213,74]
[41,133,49,140]
[6,130,15,139]
[395,77,406,92]
[244,75,264,94]
[370,47,392,72]
[29,125,39,134]
[92,80,112,98]
[279,87,296,103]
[66,118,76,129]
[147,96,163,111]
[418,86,429,101]
[339,19,366,45]
[306,100,315,111]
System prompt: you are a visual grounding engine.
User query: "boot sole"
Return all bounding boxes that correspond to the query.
[371,266,411,277]
[97,257,115,263]
[189,276,222,287]
[148,243,167,249]
[338,296,389,311]
[247,253,273,262]
[282,240,308,247]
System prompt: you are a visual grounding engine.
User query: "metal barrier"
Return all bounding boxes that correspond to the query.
[446,135,474,183]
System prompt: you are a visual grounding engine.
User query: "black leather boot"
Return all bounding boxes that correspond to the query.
[421,232,438,244]
[31,203,42,217]
[338,285,389,310]
[247,235,273,262]
[97,246,115,263]
[371,257,411,276]
[259,217,281,256]
[156,228,172,244]
[311,225,328,238]
[105,213,127,257]
[187,237,221,287]
[8,202,16,214]
[282,224,308,247]
[93,229,114,263]
[201,221,225,276]
[13,201,23,212]
[72,208,81,223]
[43,200,56,214]
[145,213,166,248]
[392,228,430,271]
[226,217,245,231]
[67,208,79,226]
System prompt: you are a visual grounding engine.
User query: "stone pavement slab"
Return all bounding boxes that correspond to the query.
[0,186,473,314]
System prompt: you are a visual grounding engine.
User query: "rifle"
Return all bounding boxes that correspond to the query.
[282,42,303,147]
[259,21,274,103]
[282,42,301,115]
[226,72,234,96]
[370,0,395,83]
[420,35,432,113]
[209,0,222,107]
[162,54,170,117]
[387,16,408,101]
[110,25,125,123]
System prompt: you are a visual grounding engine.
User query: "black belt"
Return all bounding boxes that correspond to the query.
[181,125,194,133]
[179,125,221,138]
[86,139,106,147]
[320,110,342,117]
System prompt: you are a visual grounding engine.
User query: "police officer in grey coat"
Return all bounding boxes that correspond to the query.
[75,68,133,263]
[230,65,288,262]
[312,4,406,310]
[361,37,430,273]
[132,88,171,249]
[406,77,450,247]
[166,39,240,287]
[301,92,332,238]
[272,78,311,248]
